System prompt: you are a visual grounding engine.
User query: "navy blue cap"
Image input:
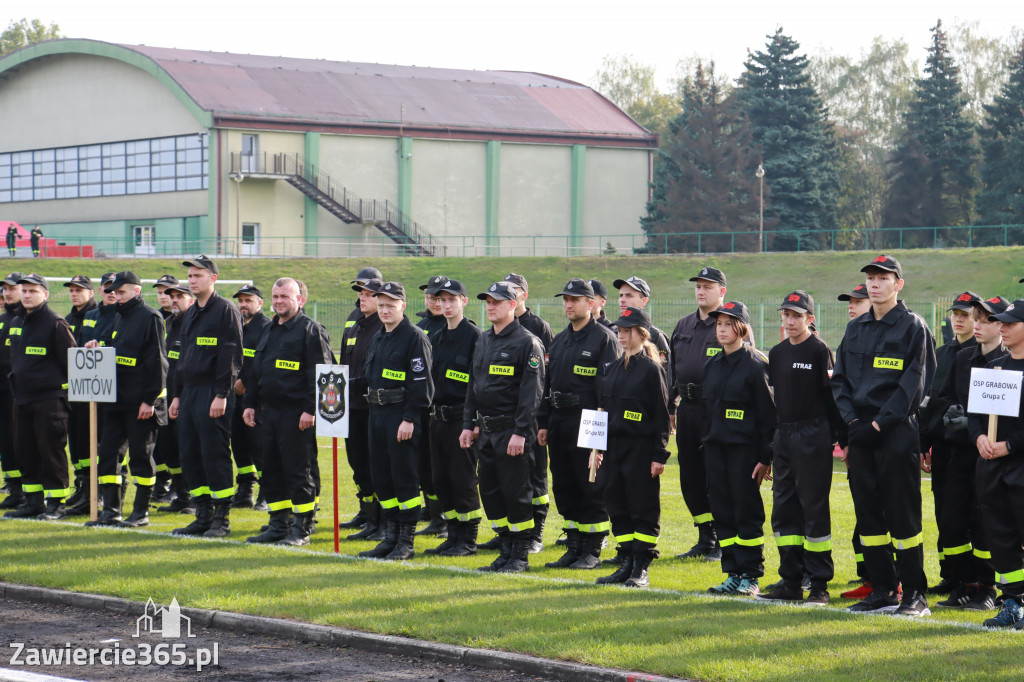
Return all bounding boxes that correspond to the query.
[478,281,518,302]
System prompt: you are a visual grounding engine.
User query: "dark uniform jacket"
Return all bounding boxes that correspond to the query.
[239,310,272,388]
[941,343,1006,446]
[103,296,167,409]
[702,345,776,465]
[597,351,671,463]
[832,301,937,431]
[81,303,117,347]
[462,317,545,438]
[244,311,333,415]
[594,310,613,330]
[0,302,25,391]
[416,311,447,338]
[174,291,243,399]
[430,317,481,408]
[921,335,978,451]
[65,299,98,345]
[10,302,75,404]
[968,354,1024,458]
[538,316,620,429]
[516,308,554,350]
[365,315,434,424]
[768,334,842,438]
[164,312,186,397]
[341,311,383,412]
[669,310,721,404]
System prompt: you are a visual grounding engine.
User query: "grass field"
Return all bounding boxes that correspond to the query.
[2,438,1023,681]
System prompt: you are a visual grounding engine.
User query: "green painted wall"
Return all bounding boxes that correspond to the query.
[37,217,205,257]
[485,141,501,254]
[304,132,320,256]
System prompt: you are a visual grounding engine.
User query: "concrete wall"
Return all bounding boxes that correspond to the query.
[409,139,487,240]
[498,144,572,256]
[584,147,651,255]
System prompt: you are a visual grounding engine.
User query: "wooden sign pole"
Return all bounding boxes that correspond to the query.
[588,450,599,483]
[988,365,1002,445]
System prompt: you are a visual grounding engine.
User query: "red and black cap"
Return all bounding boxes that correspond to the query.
[232,284,264,299]
[352,278,383,294]
[837,284,869,301]
[435,278,467,297]
[613,276,651,298]
[374,281,406,301]
[17,273,49,290]
[182,255,219,275]
[861,254,902,279]
[419,275,449,294]
[588,279,608,299]
[989,299,1024,324]
[614,306,651,332]
[64,275,93,290]
[104,271,142,293]
[477,281,518,302]
[555,278,595,298]
[778,290,814,315]
[351,267,382,284]
[153,274,179,288]
[2,272,25,286]
[503,272,528,292]
[978,296,1010,316]
[948,291,982,312]
[709,301,751,325]
[688,266,726,286]
[100,272,116,286]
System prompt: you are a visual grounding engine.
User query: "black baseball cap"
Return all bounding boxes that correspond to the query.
[352,267,382,284]
[949,291,982,312]
[232,284,264,299]
[166,283,193,297]
[978,296,1010,316]
[778,290,814,315]
[104,271,142,293]
[182,255,219,275]
[352,278,382,294]
[17,273,48,290]
[153,274,179,288]
[838,284,869,301]
[689,266,727,286]
[2,272,24,286]
[614,306,651,332]
[374,281,406,301]
[435,279,467,297]
[613,276,651,298]
[477,281,518,302]
[419,275,448,294]
[709,301,751,325]
[503,273,528,293]
[588,279,608,299]
[861,254,902,279]
[555,278,595,298]
[989,299,1024,323]
[64,275,93,291]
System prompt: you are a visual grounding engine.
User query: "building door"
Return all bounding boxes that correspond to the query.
[134,225,156,256]
[241,134,259,173]
[241,222,259,256]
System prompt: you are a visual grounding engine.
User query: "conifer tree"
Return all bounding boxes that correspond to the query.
[976,39,1024,239]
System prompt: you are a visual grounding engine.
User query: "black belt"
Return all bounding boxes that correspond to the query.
[676,382,702,401]
[548,391,581,409]
[431,403,464,422]
[476,414,515,433]
[365,387,406,406]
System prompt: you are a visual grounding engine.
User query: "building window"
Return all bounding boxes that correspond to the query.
[0,133,208,204]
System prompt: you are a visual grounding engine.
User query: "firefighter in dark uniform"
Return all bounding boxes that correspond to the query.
[153,274,178,321]
[358,282,434,561]
[669,266,727,560]
[832,255,937,617]
[5,224,16,257]
[539,279,621,570]
[594,306,670,588]
[920,291,980,593]
[460,281,545,573]
[4,273,75,520]
[61,275,98,515]
[340,277,385,540]
[934,296,1008,611]
[589,280,614,330]
[424,278,483,556]
[244,277,334,546]
[701,302,775,597]
[503,272,553,554]
[29,226,43,258]
[414,275,450,538]
[759,291,842,605]
[970,299,1024,628]
[614,276,671,363]
[0,272,25,510]
[156,284,195,513]
[230,284,271,509]
[168,256,243,538]
[83,272,167,527]
[81,273,118,346]
[150,274,180,503]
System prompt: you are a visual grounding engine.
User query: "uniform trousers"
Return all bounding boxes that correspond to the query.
[13,398,69,499]
[345,408,375,504]
[177,384,235,501]
[705,441,765,577]
[154,421,179,474]
[368,406,421,523]
[231,397,262,480]
[771,417,834,585]
[939,443,991,584]
[0,387,19,483]
[418,412,436,500]
[67,402,93,471]
[258,405,316,512]
[548,410,609,532]
[97,405,157,486]
[529,440,549,517]
[676,402,714,526]
[428,416,481,519]
[847,418,927,594]
[477,428,534,532]
[975,456,1024,598]
[930,438,952,577]
[601,433,660,555]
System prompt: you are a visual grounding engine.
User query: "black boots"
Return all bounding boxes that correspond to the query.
[414,498,448,537]
[38,497,66,521]
[347,501,384,541]
[478,532,513,571]
[172,498,213,535]
[118,485,151,527]
[230,477,257,509]
[426,518,459,555]
[84,485,122,526]
[151,470,174,503]
[546,529,582,568]
[158,474,193,513]
[676,522,720,560]
[338,503,367,529]
[527,508,546,554]
[0,479,25,511]
[597,551,635,584]
[64,471,88,514]
[279,511,314,546]
[497,532,530,573]
[568,532,606,570]
[385,522,417,560]
[248,509,293,544]
[358,517,399,558]
[204,502,231,537]
[625,549,655,588]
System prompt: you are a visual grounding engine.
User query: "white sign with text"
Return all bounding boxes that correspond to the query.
[577,409,608,450]
[968,367,1023,418]
[67,347,117,403]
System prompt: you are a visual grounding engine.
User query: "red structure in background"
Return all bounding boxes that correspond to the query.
[0,221,94,258]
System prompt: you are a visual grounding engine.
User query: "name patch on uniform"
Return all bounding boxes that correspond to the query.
[25,346,46,356]
[624,410,642,421]
[382,368,406,381]
[873,357,904,370]
[489,365,514,376]
[345,320,356,328]
[706,347,722,356]
[726,409,745,419]
[792,362,813,370]
[243,348,256,358]
[346,337,356,346]
[83,320,95,328]
[196,337,217,346]
[116,356,136,366]
[446,369,469,383]
[9,327,21,335]
[168,350,180,360]
[276,359,300,370]
[573,365,597,376]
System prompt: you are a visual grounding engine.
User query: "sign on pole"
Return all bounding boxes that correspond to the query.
[315,365,349,438]
[68,348,117,403]
[968,367,1023,418]
[577,409,608,450]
